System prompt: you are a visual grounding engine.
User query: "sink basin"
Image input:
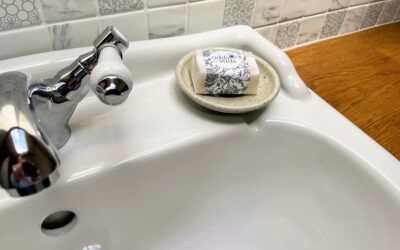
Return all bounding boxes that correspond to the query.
[0,26,399,250]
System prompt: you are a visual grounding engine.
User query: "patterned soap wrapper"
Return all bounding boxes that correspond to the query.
[191,48,260,95]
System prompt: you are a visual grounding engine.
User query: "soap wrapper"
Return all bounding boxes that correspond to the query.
[190,49,260,95]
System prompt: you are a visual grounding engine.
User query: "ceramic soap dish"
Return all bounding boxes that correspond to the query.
[175,49,281,114]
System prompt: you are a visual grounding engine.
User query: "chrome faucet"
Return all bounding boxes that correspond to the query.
[0,27,133,197]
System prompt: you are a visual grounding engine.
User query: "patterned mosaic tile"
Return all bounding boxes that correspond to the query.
[360,2,384,28]
[223,0,256,26]
[376,0,399,24]
[0,0,41,31]
[274,20,301,49]
[361,3,384,29]
[99,0,144,15]
[320,9,347,39]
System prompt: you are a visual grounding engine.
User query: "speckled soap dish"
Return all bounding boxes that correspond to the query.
[175,49,281,114]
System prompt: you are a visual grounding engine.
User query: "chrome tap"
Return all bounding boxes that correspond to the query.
[30,26,132,149]
[0,27,133,197]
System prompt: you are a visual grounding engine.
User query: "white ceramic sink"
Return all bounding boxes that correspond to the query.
[0,26,399,250]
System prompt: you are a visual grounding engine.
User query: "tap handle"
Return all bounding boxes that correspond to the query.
[89,46,133,105]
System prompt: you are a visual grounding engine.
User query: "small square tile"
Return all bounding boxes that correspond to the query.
[360,2,384,28]
[297,14,326,44]
[0,0,41,31]
[147,0,186,8]
[320,9,347,38]
[280,0,308,21]
[350,0,371,6]
[305,0,331,16]
[274,20,301,49]
[48,18,100,50]
[100,11,148,41]
[256,24,277,43]
[40,0,97,23]
[98,0,144,15]
[340,5,368,34]
[223,0,256,26]
[188,0,225,34]
[0,26,51,60]
[376,0,399,24]
[396,4,400,21]
[148,5,186,39]
[330,0,351,11]
[252,0,284,27]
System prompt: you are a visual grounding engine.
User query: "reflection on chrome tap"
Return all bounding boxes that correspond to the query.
[0,73,59,197]
[83,244,102,250]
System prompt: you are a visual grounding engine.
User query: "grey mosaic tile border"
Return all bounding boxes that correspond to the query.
[223,0,256,26]
[274,20,301,49]
[377,0,399,24]
[360,2,385,28]
[99,0,144,15]
[320,9,347,38]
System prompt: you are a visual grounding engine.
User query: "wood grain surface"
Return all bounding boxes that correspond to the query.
[286,23,400,160]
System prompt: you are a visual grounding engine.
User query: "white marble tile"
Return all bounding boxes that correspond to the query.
[252,0,284,27]
[256,24,277,43]
[396,3,400,21]
[147,0,186,8]
[330,0,351,10]
[0,26,51,60]
[40,0,97,23]
[48,18,100,50]
[100,11,148,41]
[188,0,225,34]
[305,0,331,16]
[340,5,368,34]
[281,0,308,21]
[148,5,186,39]
[350,0,371,6]
[297,14,326,44]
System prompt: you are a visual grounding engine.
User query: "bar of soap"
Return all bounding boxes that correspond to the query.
[190,48,260,95]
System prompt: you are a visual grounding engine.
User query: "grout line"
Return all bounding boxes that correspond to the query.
[185,0,189,35]
[35,0,48,28]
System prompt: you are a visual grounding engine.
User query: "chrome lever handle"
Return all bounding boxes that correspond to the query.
[93,26,129,55]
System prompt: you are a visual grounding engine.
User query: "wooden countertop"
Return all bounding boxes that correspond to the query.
[286,23,400,160]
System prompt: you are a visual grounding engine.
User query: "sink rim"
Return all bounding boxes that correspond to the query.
[0,25,398,209]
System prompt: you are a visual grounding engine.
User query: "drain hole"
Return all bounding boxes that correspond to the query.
[41,211,77,236]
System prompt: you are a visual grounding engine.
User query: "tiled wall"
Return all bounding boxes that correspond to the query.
[0,0,399,60]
